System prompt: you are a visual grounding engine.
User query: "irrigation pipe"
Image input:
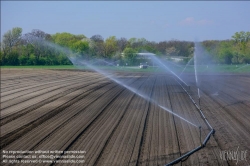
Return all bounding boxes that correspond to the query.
[165,77,215,166]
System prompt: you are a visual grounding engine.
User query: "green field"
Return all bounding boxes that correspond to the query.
[170,64,250,73]
[0,65,158,73]
[1,64,249,73]
[0,65,76,69]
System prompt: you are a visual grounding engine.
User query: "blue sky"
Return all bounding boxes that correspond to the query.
[1,1,250,42]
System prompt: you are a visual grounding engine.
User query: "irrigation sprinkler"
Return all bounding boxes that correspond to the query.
[203,129,215,146]
[145,47,215,165]
[165,78,215,166]
[165,128,215,166]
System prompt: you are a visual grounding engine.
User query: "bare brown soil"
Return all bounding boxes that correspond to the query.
[1,69,249,166]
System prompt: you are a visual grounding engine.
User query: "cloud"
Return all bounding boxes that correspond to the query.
[150,20,170,28]
[197,19,213,25]
[179,17,195,25]
[150,20,155,25]
[179,17,213,26]
[163,23,170,28]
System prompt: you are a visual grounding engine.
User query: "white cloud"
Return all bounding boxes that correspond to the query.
[163,23,170,28]
[150,20,170,28]
[179,17,195,25]
[197,19,213,25]
[179,17,213,26]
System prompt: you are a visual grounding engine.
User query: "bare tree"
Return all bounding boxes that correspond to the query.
[23,29,52,62]
[90,35,104,43]
[117,37,128,52]
[90,35,104,57]
[2,27,22,54]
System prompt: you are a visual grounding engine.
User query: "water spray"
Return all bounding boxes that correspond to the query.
[194,52,200,97]
[234,64,249,71]
[166,78,215,166]
[180,57,194,76]
[139,53,215,166]
[148,55,189,87]
[36,41,198,129]
[159,105,197,128]
[166,60,183,69]
[31,39,214,165]
[70,57,198,128]
[164,43,215,165]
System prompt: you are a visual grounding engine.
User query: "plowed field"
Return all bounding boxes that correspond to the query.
[1,69,249,166]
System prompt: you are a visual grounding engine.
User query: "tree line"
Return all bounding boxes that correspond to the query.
[0,27,249,66]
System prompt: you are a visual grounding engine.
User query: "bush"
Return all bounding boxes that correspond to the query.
[0,51,4,65]
[219,50,233,64]
[6,51,19,65]
[58,54,71,65]
[26,54,36,65]
[38,57,46,65]
[19,55,29,65]
[123,48,137,65]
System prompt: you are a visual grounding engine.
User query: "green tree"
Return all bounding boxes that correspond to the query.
[128,38,137,49]
[123,47,137,65]
[70,40,89,59]
[23,29,54,64]
[52,32,86,47]
[26,54,36,65]
[0,50,4,65]
[166,46,179,56]
[58,54,72,65]
[19,54,28,65]
[2,27,22,53]
[52,32,75,47]
[232,31,250,48]
[51,32,88,62]
[104,36,117,58]
[117,37,128,52]
[70,41,89,53]
[6,51,19,65]
[218,40,234,64]
[89,35,104,58]
[1,27,22,64]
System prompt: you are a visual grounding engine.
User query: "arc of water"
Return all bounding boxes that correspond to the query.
[234,64,249,71]
[32,40,198,128]
[148,55,189,87]
[74,58,198,128]
[194,51,200,98]
[180,57,194,76]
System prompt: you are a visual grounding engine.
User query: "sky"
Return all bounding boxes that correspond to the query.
[1,1,250,42]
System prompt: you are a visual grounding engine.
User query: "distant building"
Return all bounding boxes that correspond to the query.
[121,52,155,59]
[136,53,155,59]
[168,56,184,62]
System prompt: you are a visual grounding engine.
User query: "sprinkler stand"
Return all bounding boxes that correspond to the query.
[199,126,202,146]
[167,78,216,166]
